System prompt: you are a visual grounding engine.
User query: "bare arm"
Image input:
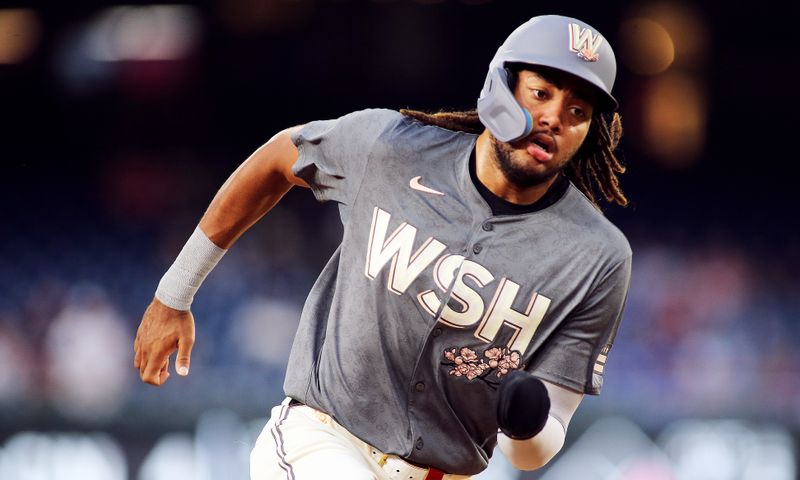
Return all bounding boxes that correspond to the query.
[200,126,308,248]
[497,381,584,470]
[134,126,307,386]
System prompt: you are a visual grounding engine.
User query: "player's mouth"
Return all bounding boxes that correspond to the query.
[526,133,555,162]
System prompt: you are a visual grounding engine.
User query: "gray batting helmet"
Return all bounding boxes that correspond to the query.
[477,15,618,143]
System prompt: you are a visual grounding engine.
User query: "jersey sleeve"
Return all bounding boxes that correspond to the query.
[528,254,632,395]
[291,108,400,207]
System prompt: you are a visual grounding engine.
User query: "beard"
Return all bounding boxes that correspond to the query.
[491,136,571,189]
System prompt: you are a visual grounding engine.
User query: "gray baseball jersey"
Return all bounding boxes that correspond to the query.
[283,108,632,475]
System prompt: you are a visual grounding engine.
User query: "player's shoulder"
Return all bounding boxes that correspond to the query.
[562,184,632,262]
[339,108,405,130]
[292,108,403,147]
[302,108,465,143]
[349,108,466,137]
[340,108,414,143]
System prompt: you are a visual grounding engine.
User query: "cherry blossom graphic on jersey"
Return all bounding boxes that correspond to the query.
[483,347,522,376]
[442,345,522,381]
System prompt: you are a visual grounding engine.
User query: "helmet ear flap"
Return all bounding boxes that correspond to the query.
[477,66,533,143]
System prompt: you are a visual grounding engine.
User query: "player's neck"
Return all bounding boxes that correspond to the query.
[475,132,557,206]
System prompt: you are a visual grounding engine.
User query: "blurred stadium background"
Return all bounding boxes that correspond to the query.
[1,0,798,479]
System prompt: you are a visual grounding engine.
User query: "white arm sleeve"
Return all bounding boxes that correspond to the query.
[497,380,583,471]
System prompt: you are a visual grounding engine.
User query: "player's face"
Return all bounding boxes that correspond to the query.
[492,68,595,188]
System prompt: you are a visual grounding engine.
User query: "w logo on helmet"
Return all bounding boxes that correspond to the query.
[568,23,603,62]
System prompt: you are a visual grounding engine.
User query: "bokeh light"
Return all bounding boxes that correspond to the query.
[0,9,40,64]
[619,2,710,167]
[631,2,708,68]
[86,5,200,62]
[641,72,707,166]
[618,18,675,75]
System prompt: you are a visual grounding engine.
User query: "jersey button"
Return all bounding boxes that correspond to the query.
[415,382,425,392]
[432,328,442,337]
[472,243,483,254]
[415,438,424,450]
[482,222,493,232]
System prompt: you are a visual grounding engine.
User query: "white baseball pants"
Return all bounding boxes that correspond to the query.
[250,397,473,480]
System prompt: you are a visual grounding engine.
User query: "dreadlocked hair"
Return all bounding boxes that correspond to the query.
[400,109,484,135]
[568,112,627,207]
[399,108,628,208]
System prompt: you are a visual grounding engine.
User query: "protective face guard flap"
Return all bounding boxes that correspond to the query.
[477,66,532,143]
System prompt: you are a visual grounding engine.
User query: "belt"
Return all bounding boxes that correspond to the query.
[288,398,451,480]
[368,447,446,480]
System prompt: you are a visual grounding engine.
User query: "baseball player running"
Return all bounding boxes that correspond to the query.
[135,15,632,479]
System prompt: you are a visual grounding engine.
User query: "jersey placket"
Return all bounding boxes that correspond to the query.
[404,218,497,462]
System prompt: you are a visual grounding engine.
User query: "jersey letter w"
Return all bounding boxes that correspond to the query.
[365,207,447,295]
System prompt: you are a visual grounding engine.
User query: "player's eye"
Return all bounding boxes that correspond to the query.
[570,106,588,120]
[530,89,547,100]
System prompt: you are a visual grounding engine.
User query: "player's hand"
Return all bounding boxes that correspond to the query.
[496,370,551,440]
[134,298,195,386]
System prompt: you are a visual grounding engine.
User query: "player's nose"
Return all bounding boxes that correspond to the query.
[536,99,564,133]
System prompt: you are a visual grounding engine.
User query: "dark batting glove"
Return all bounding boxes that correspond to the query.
[496,370,551,440]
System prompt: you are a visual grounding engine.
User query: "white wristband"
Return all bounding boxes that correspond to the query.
[155,227,227,311]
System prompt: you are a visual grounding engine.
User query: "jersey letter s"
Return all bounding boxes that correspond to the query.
[418,254,495,327]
